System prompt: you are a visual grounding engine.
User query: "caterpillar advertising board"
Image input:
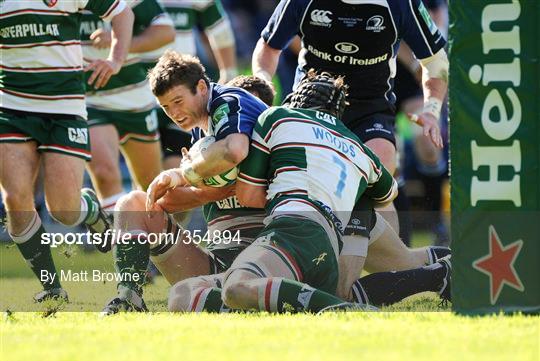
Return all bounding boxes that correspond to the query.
[449,0,540,314]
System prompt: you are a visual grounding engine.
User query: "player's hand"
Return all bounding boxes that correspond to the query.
[408,112,444,149]
[84,59,122,89]
[146,169,184,214]
[180,147,192,163]
[90,28,112,49]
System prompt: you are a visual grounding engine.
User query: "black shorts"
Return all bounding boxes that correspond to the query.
[348,111,396,147]
[341,98,397,146]
[157,107,192,158]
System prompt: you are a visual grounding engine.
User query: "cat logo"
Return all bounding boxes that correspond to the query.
[42,0,58,7]
[68,128,88,145]
[366,15,386,32]
[335,42,359,54]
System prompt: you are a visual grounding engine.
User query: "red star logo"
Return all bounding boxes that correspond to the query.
[473,226,524,305]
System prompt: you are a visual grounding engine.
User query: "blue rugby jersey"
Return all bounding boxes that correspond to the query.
[192,83,269,142]
[261,0,446,112]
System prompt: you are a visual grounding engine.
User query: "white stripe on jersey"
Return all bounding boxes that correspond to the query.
[384,0,398,102]
[2,42,83,69]
[86,80,156,111]
[0,90,87,118]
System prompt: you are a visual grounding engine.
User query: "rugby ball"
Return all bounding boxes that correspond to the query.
[189,136,238,187]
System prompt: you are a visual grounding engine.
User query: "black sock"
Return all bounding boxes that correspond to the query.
[351,263,447,307]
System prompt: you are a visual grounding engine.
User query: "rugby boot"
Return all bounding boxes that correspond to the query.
[34,288,69,303]
[438,255,452,307]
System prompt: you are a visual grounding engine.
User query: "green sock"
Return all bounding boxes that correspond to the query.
[113,233,149,295]
[190,288,229,312]
[14,223,61,290]
[259,278,344,313]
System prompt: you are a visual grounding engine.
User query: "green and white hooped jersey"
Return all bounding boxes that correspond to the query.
[238,107,398,229]
[150,0,228,60]
[81,0,173,112]
[0,0,126,119]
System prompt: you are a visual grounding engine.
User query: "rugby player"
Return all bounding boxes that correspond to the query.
[100,53,268,314]
[153,0,239,170]
[0,0,133,301]
[252,0,449,234]
[169,72,451,313]
[81,0,175,215]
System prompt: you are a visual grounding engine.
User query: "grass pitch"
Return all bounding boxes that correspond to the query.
[1,237,539,361]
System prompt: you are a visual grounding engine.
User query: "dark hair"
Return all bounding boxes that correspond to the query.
[283,70,348,118]
[227,75,275,106]
[147,50,210,96]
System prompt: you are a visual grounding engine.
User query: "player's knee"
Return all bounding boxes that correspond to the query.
[221,270,254,309]
[1,188,34,210]
[365,139,396,173]
[168,280,194,312]
[116,190,146,212]
[49,209,79,226]
[89,159,121,188]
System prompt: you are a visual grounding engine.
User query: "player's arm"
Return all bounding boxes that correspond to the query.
[90,0,175,53]
[362,146,398,208]
[156,183,235,213]
[251,0,302,82]
[84,0,134,88]
[401,0,449,149]
[366,166,398,208]
[182,133,249,183]
[129,21,175,53]
[236,129,271,208]
[252,39,282,83]
[200,1,238,83]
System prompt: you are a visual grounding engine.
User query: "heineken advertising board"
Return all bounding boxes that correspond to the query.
[449,0,540,314]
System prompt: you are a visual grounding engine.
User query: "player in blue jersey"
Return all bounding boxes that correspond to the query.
[100,52,268,314]
[252,0,449,238]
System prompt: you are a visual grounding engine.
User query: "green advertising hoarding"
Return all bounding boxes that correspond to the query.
[449,0,540,314]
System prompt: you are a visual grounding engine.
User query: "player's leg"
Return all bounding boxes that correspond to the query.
[364,212,450,272]
[40,114,108,229]
[364,137,400,233]
[222,217,346,313]
[0,141,63,296]
[102,190,212,314]
[86,121,125,213]
[168,273,225,312]
[339,209,451,306]
[118,109,162,191]
[120,139,162,190]
[350,256,452,307]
